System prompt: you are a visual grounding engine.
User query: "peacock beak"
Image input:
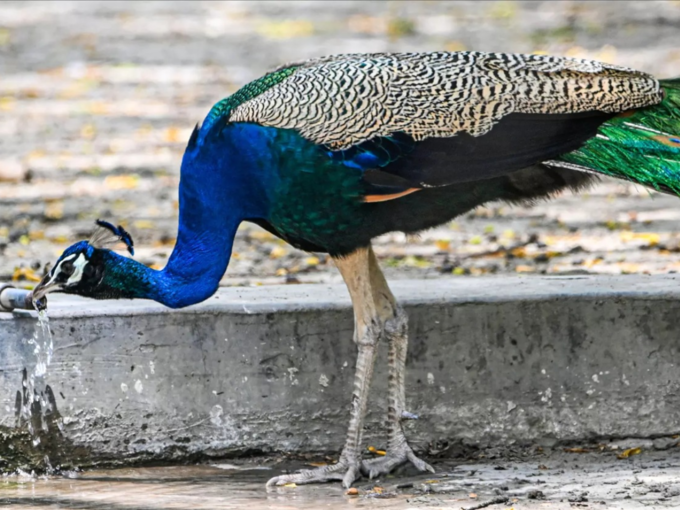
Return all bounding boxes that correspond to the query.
[29,272,59,310]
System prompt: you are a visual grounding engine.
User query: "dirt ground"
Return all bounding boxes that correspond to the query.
[2,1,680,289]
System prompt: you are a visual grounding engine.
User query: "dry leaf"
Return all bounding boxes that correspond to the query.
[283,482,297,488]
[346,487,359,496]
[620,231,660,246]
[80,124,96,139]
[104,174,139,190]
[564,447,589,453]
[617,447,642,459]
[256,19,314,39]
[45,200,64,220]
[164,126,181,143]
[12,267,42,282]
[270,246,287,259]
[435,240,450,251]
[367,446,386,456]
[469,493,478,499]
[133,220,155,230]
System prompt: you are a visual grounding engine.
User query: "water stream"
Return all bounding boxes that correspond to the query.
[19,310,56,445]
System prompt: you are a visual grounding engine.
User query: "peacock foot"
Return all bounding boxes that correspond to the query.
[266,458,362,488]
[362,442,434,480]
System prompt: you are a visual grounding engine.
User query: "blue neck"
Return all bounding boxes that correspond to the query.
[115,123,276,308]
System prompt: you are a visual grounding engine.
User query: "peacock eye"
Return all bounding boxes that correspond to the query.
[61,260,74,275]
[83,263,94,278]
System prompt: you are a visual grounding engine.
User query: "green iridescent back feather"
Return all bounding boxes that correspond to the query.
[202,65,299,132]
[556,79,680,193]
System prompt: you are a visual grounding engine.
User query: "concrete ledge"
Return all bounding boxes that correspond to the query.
[1,275,680,471]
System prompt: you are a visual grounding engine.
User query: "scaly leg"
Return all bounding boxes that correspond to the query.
[362,304,434,479]
[267,246,388,488]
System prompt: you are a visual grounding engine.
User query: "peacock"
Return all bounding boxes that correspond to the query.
[30,52,680,487]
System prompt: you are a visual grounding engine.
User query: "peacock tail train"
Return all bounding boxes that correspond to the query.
[551,79,680,194]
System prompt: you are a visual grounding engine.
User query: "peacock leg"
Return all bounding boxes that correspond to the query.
[361,304,435,479]
[266,246,387,488]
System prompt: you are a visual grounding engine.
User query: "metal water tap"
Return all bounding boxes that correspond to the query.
[0,283,41,311]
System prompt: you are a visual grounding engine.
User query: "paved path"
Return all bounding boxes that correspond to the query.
[1,1,680,288]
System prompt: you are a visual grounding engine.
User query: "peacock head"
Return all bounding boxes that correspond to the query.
[31,220,136,310]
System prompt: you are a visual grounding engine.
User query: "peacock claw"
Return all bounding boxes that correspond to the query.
[266,459,362,489]
[362,444,434,480]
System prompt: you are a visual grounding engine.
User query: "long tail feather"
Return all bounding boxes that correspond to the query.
[551,79,680,194]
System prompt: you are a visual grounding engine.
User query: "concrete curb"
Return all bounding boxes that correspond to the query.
[1,275,680,471]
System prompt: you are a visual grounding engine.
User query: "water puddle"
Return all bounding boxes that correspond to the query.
[0,464,415,510]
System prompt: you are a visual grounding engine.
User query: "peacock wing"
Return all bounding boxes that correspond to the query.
[226,52,664,187]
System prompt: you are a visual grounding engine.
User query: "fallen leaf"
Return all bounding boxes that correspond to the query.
[164,126,181,143]
[346,487,359,496]
[305,256,320,266]
[617,447,642,459]
[45,200,64,220]
[283,482,297,488]
[619,231,660,247]
[0,96,15,111]
[80,124,96,139]
[445,40,467,52]
[133,220,155,229]
[256,19,314,39]
[249,231,275,241]
[564,447,589,453]
[435,240,450,251]
[469,492,478,499]
[104,174,139,190]
[367,446,386,456]
[270,246,287,259]
[12,267,41,282]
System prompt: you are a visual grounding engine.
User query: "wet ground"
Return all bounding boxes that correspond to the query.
[2,1,680,288]
[2,448,680,510]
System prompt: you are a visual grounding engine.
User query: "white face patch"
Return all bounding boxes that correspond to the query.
[43,253,77,287]
[66,253,88,285]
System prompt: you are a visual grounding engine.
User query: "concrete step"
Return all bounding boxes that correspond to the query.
[1,275,679,471]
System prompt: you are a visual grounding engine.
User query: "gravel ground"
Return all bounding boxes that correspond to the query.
[2,1,680,289]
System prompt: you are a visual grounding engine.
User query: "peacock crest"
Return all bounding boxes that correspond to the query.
[89,220,135,256]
